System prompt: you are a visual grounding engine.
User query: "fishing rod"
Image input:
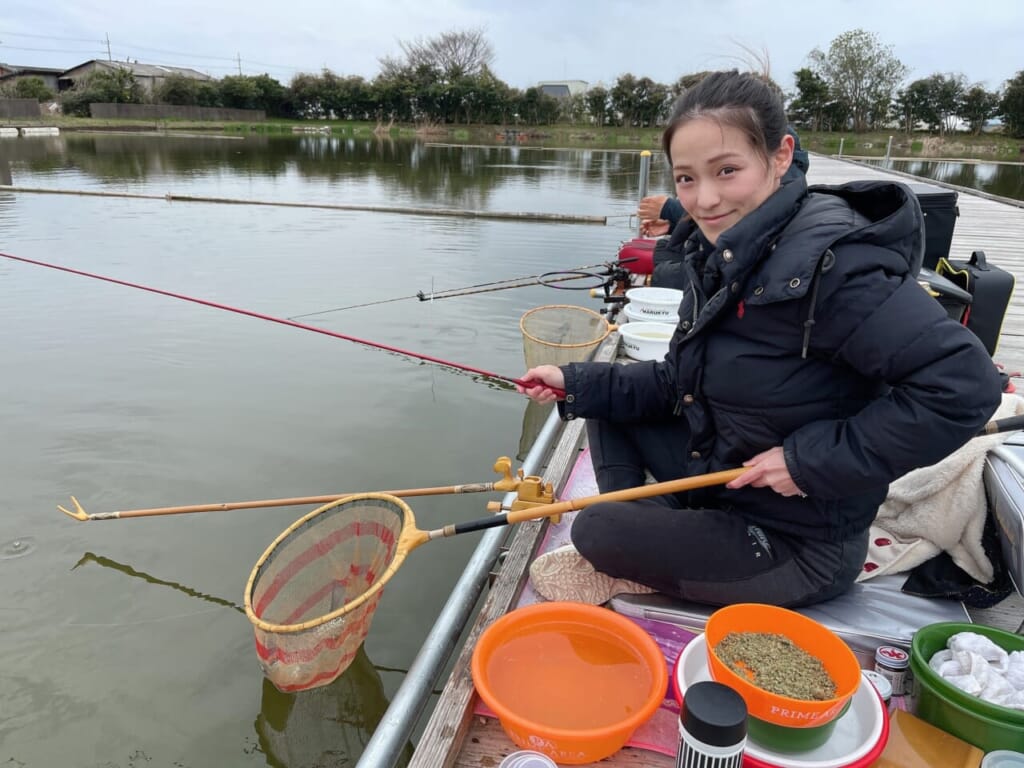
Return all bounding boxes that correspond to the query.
[288,261,617,320]
[0,251,565,397]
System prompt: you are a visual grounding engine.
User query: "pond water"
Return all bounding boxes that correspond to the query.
[862,157,1024,202]
[0,133,643,768]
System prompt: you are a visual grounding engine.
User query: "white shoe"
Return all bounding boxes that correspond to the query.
[529,544,656,605]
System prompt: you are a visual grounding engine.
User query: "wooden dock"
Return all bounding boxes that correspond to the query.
[408,155,1024,768]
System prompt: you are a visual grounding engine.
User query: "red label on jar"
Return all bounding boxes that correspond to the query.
[877,646,909,664]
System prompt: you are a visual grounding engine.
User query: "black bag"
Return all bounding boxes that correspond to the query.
[936,250,1015,356]
[906,182,959,270]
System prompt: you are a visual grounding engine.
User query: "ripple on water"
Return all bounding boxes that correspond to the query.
[0,536,37,559]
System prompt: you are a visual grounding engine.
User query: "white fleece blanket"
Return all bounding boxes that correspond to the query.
[858,393,1024,584]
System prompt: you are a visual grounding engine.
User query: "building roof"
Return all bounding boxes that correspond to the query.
[59,59,213,81]
[536,79,588,97]
[0,64,65,74]
[0,63,65,80]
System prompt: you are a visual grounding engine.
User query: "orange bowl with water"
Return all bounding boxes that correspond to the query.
[471,601,667,765]
[705,603,861,728]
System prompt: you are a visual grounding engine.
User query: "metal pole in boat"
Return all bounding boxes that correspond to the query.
[355,407,565,768]
[884,135,894,168]
[838,137,845,159]
[636,149,651,237]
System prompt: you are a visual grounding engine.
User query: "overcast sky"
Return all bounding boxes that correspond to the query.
[3,0,1021,94]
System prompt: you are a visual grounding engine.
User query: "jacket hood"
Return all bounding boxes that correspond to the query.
[808,180,926,276]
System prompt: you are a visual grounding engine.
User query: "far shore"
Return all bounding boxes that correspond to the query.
[2,115,1022,160]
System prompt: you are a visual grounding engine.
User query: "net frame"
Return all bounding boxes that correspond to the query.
[244,493,418,692]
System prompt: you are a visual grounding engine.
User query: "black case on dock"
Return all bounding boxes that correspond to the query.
[937,250,1016,356]
[906,181,959,271]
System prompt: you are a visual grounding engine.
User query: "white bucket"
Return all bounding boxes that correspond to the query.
[623,302,677,325]
[625,287,683,320]
[619,321,676,361]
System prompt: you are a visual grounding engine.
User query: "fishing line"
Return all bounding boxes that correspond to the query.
[0,251,563,396]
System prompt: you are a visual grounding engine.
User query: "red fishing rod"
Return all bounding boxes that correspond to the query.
[0,252,564,397]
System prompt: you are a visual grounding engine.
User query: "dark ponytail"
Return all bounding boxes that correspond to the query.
[661,70,788,167]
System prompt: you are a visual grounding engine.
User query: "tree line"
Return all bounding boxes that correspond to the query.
[4,27,1023,137]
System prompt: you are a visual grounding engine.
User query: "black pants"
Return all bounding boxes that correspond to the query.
[576,418,868,608]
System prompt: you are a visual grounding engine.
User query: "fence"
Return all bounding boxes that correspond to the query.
[0,99,43,119]
[89,103,266,122]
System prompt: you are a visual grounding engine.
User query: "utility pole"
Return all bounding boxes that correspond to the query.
[236,52,242,75]
[105,33,112,61]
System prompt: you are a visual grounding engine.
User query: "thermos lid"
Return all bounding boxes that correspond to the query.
[861,669,893,701]
[498,750,558,768]
[681,680,747,747]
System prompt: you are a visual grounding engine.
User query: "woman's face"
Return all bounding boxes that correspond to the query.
[669,118,793,245]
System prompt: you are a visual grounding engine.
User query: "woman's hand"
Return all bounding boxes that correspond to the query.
[637,194,669,221]
[515,365,565,404]
[725,446,807,498]
[640,218,671,237]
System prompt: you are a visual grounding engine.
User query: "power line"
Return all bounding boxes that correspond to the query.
[0,29,105,44]
[0,44,105,55]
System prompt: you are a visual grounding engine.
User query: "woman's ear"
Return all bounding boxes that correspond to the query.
[772,132,795,179]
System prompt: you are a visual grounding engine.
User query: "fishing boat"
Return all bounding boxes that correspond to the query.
[351,154,1024,768]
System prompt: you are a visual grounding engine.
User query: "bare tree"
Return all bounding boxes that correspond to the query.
[380,27,495,81]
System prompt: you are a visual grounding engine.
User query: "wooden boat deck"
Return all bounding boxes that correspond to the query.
[409,155,1024,768]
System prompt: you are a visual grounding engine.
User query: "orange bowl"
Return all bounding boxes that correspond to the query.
[705,603,860,728]
[471,601,667,765]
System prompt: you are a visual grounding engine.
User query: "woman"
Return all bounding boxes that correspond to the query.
[518,71,1002,608]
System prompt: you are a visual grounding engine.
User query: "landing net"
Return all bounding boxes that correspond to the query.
[244,494,413,692]
[519,304,614,369]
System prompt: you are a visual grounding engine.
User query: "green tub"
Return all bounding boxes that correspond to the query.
[910,622,1024,752]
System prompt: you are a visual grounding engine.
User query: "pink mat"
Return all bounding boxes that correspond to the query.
[473,447,690,757]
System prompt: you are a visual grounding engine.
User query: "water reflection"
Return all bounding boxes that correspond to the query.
[869,158,1024,202]
[75,551,412,768]
[74,551,245,613]
[257,646,413,768]
[0,152,12,186]
[0,133,652,214]
[518,400,555,461]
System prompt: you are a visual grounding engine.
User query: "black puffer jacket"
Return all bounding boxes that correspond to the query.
[561,177,1002,541]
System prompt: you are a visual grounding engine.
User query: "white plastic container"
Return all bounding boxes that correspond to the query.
[619,321,675,361]
[623,302,678,325]
[625,287,683,320]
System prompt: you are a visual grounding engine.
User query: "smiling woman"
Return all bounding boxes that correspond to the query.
[518,70,1003,613]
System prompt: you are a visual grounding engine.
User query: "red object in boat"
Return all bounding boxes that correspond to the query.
[617,237,658,275]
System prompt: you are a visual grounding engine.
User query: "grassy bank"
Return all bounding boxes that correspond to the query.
[4,114,1021,159]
